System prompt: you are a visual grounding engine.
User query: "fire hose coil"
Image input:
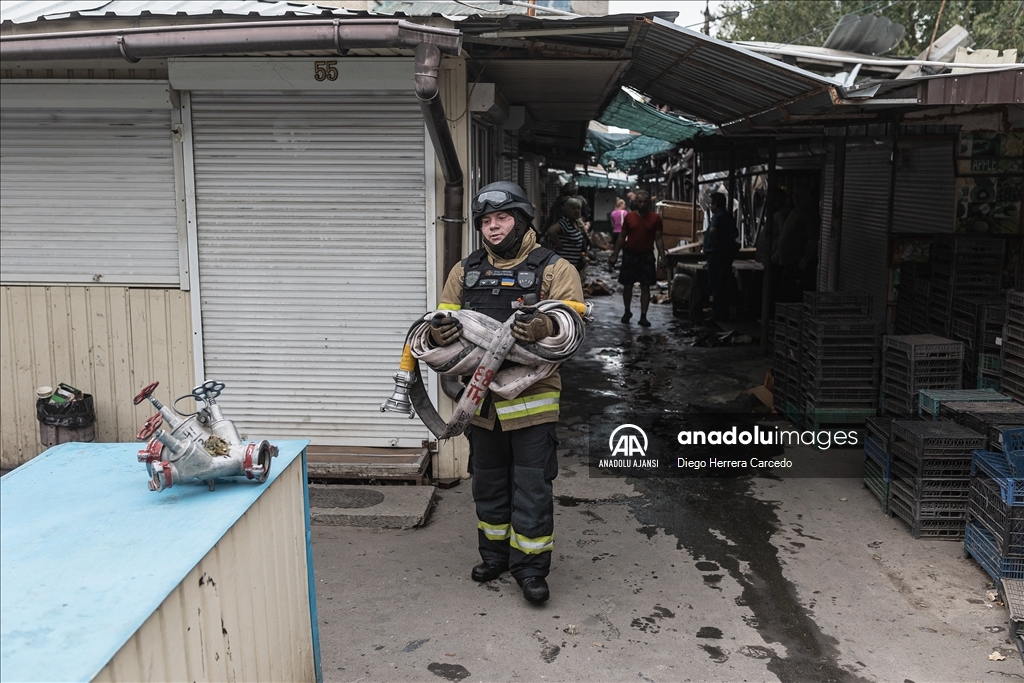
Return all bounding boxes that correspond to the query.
[402,300,589,439]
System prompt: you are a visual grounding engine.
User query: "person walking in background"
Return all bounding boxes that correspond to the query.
[773,184,820,303]
[608,190,665,327]
[546,197,587,278]
[610,197,627,239]
[704,192,739,322]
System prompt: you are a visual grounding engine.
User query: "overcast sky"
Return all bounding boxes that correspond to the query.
[607,0,725,35]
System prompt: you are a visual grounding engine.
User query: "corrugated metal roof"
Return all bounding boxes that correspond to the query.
[621,17,835,127]
[373,1,527,17]
[848,66,1024,105]
[0,0,354,24]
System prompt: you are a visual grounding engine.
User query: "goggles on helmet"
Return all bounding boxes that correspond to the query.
[472,190,515,214]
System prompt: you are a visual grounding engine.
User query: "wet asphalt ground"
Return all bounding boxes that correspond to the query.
[313,286,1022,682]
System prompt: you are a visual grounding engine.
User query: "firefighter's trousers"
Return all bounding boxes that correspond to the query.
[469,421,558,581]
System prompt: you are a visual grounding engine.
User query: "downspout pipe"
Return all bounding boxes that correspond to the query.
[0,18,462,61]
[413,42,465,279]
[414,42,467,404]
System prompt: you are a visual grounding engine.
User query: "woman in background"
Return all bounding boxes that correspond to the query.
[610,197,627,238]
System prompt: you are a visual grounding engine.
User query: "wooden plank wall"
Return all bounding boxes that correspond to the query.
[0,286,194,468]
[93,456,315,683]
[433,57,472,480]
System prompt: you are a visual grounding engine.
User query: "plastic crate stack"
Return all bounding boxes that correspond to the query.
[928,237,1005,337]
[881,335,964,417]
[918,388,1011,421]
[950,297,1006,389]
[895,263,931,335]
[863,415,893,513]
[888,420,986,540]
[964,433,1024,582]
[939,401,1024,454]
[1001,291,1024,404]
[772,303,803,418]
[800,293,878,429]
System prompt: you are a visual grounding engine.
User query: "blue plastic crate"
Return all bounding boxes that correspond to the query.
[864,435,889,479]
[972,450,1024,506]
[964,521,1024,582]
[863,454,888,513]
[918,388,1009,419]
[1004,428,1024,477]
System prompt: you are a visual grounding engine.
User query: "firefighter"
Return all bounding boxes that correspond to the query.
[428,181,585,603]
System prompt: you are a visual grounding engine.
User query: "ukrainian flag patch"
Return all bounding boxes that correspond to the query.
[501,277,515,287]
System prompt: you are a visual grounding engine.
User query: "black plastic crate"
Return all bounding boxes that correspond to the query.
[888,492,966,540]
[805,386,879,402]
[802,292,873,319]
[890,479,968,519]
[959,405,1024,435]
[890,441,973,476]
[1001,374,1024,402]
[883,335,965,360]
[891,420,988,451]
[889,458,971,499]
[866,415,893,448]
[951,237,1006,257]
[969,475,1024,558]
[805,364,879,381]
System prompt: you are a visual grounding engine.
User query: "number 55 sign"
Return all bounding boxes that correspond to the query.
[314,61,338,81]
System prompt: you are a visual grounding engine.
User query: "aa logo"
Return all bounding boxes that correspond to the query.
[609,424,648,458]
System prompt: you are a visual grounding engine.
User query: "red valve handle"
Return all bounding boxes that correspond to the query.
[136,413,163,441]
[133,381,159,405]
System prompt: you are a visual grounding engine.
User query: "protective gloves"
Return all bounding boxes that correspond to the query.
[512,308,555,343]
[429,313,463,347]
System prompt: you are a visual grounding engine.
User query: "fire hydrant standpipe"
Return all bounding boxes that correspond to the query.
[134,380,277,492]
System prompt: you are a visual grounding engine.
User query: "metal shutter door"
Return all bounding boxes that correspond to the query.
[0,108,179,285]
[838,141,891,325]
[892,140,955,234]
[818,142,836,292]
[190,91,429,447]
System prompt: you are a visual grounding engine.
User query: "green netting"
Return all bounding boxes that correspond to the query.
[585,130,676,173]
[597,89,716,144]
[599,134,675,169]
[585,130,635,160]
[575,174,634,189]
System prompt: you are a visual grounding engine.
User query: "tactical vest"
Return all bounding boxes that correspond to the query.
[462,246,558,322]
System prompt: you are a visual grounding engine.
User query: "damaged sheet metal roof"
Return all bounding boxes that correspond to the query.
[619,17,836,129]
[0,0,355,24]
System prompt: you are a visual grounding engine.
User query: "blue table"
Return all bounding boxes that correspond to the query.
[1,440,319,682]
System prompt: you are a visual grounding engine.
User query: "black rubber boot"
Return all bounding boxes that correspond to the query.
[471,562,507,582]
[521,577,550,603]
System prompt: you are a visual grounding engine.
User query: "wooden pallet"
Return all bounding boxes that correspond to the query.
[305,445,430,484]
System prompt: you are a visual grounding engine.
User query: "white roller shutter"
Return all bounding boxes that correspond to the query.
[190,91,430,447]
[0,108,180,285]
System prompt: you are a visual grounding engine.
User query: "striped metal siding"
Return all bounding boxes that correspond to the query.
[892,140,955,234]
[190,91,430,447]
[0,109,180,286]
[92,454,315,683]
[818,143,836,292]
[838,141,891,325]
[0,285,195,468]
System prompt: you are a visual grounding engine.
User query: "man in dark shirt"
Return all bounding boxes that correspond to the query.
[704,192,739,322]
[773,184,820,303]
[608,190,665,327]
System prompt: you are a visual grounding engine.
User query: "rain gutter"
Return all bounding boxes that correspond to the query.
[0,18,467,274]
